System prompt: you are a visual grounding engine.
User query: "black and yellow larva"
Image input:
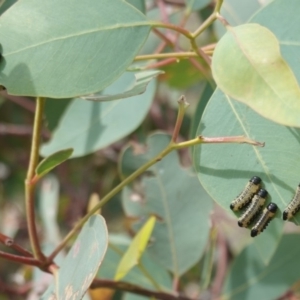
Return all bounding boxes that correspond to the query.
[230,176,261,211]
[237,189,268,228]
[282,184,300,221]
[250,202,278,237]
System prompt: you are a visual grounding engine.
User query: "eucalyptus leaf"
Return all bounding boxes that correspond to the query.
[114,216,156,281]
[120,133,212,276]
[222,234,300,300]
[251,0,300,84]
[41,72,156,158]
[0,0,151,98]
[35,148,73,178]
[82,70,162,102]
[212,23,300,127]
[192,88,300,264]
[41,215,108,300]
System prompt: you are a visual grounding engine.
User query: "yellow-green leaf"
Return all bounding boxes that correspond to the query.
[212,23,300,127]
[114,216,156,281]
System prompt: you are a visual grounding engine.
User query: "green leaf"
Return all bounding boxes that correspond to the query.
[186,0,211,12]
[98,237,172,290]
[0,0,151,98]
[41,215,108,300]
[120,133,213,276]
[114,216,156,281]
[222,234,300,300]
[41,72,156,158]
[192,88,300,264]
[35,148,73,178]
[82,70,162,102]
[126,0,146,13]
[212,23,300,127]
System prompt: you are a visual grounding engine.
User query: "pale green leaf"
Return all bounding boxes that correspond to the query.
[222,234,300,300]
[41,72,156,158]
[120,133,213,276]
[251,0,300,83]
[0,0,151,98]
[41,215,108,300]
[82,70,162,102]
[212,23,300,127]
[35,148,73,178]
[114,216,156,281]
[192,88,300,264]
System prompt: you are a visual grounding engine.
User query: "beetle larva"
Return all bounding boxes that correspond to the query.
[230,176,261,211]
[238,189,268,228]
[250,203,278,237]
[283,184,300,221]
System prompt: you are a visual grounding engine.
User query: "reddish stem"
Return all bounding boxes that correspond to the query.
[0,250,41,267]
[0,232,33,257]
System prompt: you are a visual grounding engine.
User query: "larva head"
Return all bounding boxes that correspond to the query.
[250,176,261,185]
[282,210,288,221]
[251,229,258,237]
[237,220,243,227]
[267,202,278,213]
[229,203,235,210]
[257,189,268,198]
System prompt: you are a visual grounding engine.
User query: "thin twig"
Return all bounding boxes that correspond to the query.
[90,279,192,300]
[0,251,41,267]
[0,232,33,257]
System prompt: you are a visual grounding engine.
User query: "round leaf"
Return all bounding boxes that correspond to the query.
[0,0,151,98]
[193,89,300,264]
[212,23,300,127]
[121,133,213,276]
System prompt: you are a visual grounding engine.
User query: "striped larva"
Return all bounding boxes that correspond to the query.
[238,189,268,228]
[251,203,278,237]
[230,176,261,211]
[283,184,300,221]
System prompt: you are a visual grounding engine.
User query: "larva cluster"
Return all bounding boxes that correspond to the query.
[230,176,277,237]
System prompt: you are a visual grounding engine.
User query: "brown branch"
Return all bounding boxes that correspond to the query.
[91,279,193,300]
[0,250,41,267]
[0,232,33,257]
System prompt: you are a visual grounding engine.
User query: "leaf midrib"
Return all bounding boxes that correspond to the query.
[5,22,150,57]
